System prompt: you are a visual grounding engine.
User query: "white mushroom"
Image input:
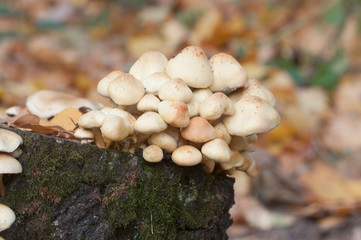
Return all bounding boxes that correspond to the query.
[108,73,145,105]
[213,122,232,144]
[97,70,124,97]
[5,106,21,117]
[0,129,23,153]
[134,112,167,134]
[201,138,231,163]
[246,159,259,178]
[142,72,171,95]
[137,94,160,112]
[158,101,190,128]
[222,95,280,136]
[180,117,216,143]
[199,92,235,120]
[26,90,100,119]
[142,145,164,163]
[220,150,246,170]
[166,46,213,88]
[147,132,177,153]
[129,50,168,81]
[209,53,248,92]
[100,115,132,141]
[100,107,136,132]
[171,145,202,166]
[0,203,16,232]
[158,78,193,103]
[74,128,94,139]
[78,110,105,129]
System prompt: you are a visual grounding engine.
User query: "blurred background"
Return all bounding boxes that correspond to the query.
[1,0,361,239]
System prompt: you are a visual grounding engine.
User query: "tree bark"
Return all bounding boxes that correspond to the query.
[0,126,234,240]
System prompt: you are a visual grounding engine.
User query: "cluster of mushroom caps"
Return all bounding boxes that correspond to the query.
[75,46,280,177]
[0,129,23,234]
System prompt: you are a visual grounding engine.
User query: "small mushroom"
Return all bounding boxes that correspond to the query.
[147,132,177,153]
[171,145,202,166]
[223,95,280,136]
[166,46,213,88]
[142,72,170,95]
[158,101,190,128]
[0,154,22,197]
[100,115,132,141]
[209,53,248,92]
[246,159,259,178]
[199,92,234,120]
[78,110,105,129]
[137,94,160,112]
[108,73,145,105]
[220,150,246,170]
[0,129,23,153]
[100,107,136,132]
[158,78,193,103]
[201,138,231,163]
[0,203,16,232]
[201,156,215,173]
[74,128,94,140]
[180,116,216,143]
[235,152,253,171]
[213,122,232,144]
[97,70,124,97]
[5,106,21,117]
[142,145,164,163]
[129,50,168,82]
[134,112,167,134]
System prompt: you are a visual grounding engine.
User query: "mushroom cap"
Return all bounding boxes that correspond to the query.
[223,95,280,136]
[129,50,168,82]
[201,138,231,162]
[236,152,253,171]
[158,101,190,128]
[0,203,16,232]
[246,159,259,178]
[220,150,246,170]
[209,53,248,92]
[26,90,100,119]
[142,145,164,163]
[186,97,200,118]
[100,114,132,141]
[229,136,248,151]
[171,145,202,166]
[158,78,193,103]
[97,70,124,97]
[166,46,213,88]
[142,72,171,95]
[0,129,23,153]
[100,107,136,131]
[5,106,21,117]
[137,94,160,112]
[74,128,94,139]
[78,110,105,129]
[134,112,167,134]
[193,88,213,103]
[199,92,234,120]
[0,154,22,174]
[213,122,232,144]
[181,116,216,143]
[108,73,145,105]
[147,132,177,153]
[229,79,276,107]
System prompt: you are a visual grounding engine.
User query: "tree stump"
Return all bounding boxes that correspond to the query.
[0,126,234,240]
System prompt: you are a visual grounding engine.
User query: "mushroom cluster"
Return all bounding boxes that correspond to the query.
[76,46,280,177]
[0,128,23,234]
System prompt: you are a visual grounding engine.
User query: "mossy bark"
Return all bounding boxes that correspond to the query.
[0,126,234,240]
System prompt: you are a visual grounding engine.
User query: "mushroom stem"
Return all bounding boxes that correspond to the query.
[91,128,105,148]
[0,174,5,197]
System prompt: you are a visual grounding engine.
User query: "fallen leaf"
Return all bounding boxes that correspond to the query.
[39,107,82,131]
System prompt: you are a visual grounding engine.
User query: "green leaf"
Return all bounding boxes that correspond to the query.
[324,0,345,26]
[267,58,305,85]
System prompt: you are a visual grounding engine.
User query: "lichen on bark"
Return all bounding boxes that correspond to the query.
[0,126,234,240]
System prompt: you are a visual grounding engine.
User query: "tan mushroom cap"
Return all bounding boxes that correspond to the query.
[171,145,202,166]
[0,203,16,232]
[166,46,214,88]
[100,107,136,132]
[223,95,280,136]
[74,128,94,139]
[158,78,193,103]
[134,112,167,134]
[26,90,100,119]
[0,154,22,174]
[181,117,216,143]
[129,50,168,82]
[213,122,231,144]
[108,73,145,105]
[246,159,259,178]
[142,145,164,163]
[97,71,124,97]
[186,97,199,118]
[220,150,246,170]
[100,114,132,141]
[235,152,253,171]
[209,53,248,92]
[229,79,276,107]
[201,138,231,163]
[9,148,23,159]
[137,94,160,112]
[78,110,105,129]
[158,101,190,128]
[142,72,170,95]
[0,129,23,153]
[199,92,235,120]
[147,132,177,153]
